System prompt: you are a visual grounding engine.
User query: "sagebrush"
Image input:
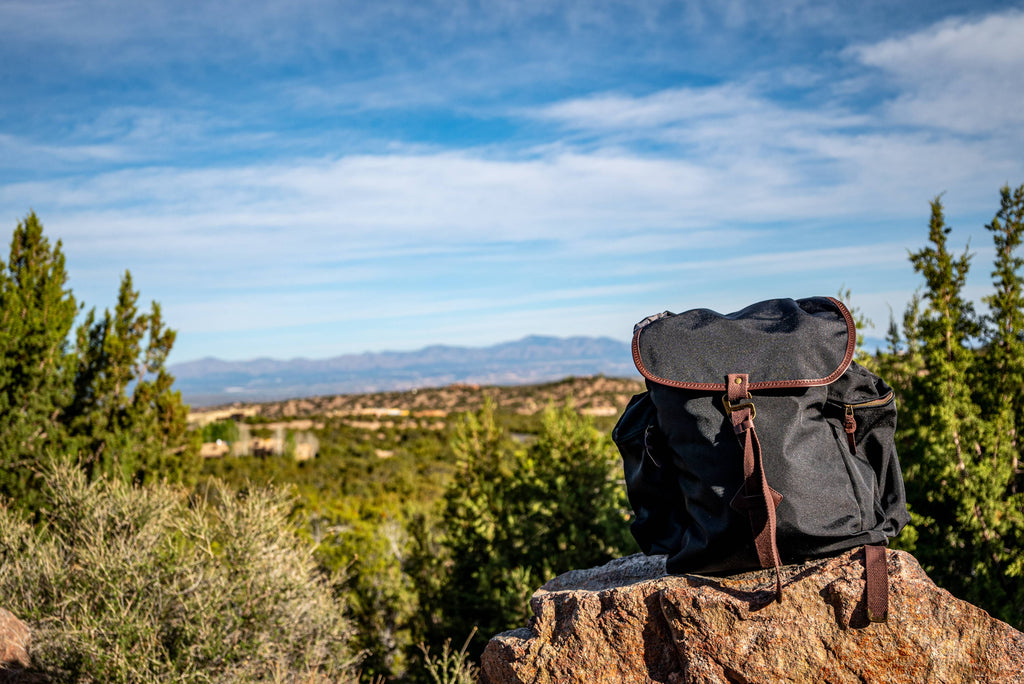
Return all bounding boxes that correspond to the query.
[0,464,358,683]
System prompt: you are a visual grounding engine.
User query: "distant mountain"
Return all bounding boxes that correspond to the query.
[170,335,638,406]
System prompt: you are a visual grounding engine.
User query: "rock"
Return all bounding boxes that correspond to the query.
[0,608,30,676]
[480,549,1024,683]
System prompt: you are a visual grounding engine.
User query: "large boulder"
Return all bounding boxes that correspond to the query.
[481,548,1024,683]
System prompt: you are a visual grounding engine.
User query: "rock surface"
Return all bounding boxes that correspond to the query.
[480,549,1024,683]
[0,608,30,678]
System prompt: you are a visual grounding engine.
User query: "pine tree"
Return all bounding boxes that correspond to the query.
[874,294,925,398]
[0,213,78,503]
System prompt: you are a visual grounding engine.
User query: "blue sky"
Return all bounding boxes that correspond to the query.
[2,0,1024,363]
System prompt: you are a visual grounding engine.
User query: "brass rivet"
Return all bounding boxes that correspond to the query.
[734,377,743,384]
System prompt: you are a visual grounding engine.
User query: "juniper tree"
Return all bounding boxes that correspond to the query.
[0,213,78,503]
[433,399,518,647]
[972,184,1024,622]
[883,190,1024,627]
[64,271,198,485]
[897,197,984,596]
[434,401,634,654]
[0,214,198,507]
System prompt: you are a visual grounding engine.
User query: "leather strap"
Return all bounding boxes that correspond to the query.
[726,373,784,601]
[864,544,889,622]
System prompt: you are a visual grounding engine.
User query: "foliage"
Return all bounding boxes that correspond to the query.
[204,420,453,682]
[0,463,358,683]
[879,187,1024,627]
[0,213,646,681]
[303,498,421,682]
[0,213,78,505]
[0,214,197,504]
[65,270,199,484]
[209,398,637,680]
[431,399,636,653]
[971,186,1024,619]
[202,419,241,444]
[417,629,478,684]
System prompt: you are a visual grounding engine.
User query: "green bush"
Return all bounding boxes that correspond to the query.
[429,400,636,652]
[202,419,240,445]
[0,464,358,683]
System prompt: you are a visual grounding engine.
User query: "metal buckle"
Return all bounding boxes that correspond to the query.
[722,394,756,419]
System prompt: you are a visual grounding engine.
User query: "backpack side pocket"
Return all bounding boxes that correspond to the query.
[613,392,687,555]
[826,362,910,541]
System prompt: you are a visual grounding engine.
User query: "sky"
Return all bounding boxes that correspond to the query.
[2,0,1024,363]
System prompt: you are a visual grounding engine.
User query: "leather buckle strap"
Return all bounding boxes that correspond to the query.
[864,545,889,622]
[726,373,784,602]
[724,373,756,433]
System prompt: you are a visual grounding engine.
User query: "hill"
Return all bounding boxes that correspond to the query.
[187,374,645,425]
[171,335,636,406]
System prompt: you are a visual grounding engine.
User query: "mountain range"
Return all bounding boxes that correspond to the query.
[170,335,638,407]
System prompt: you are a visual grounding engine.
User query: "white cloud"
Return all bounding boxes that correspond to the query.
[850,10,1024,75]
[645,243,912,277]
[526,82,1018,218]
[846,9,1024,132]
[5,2,1022,362]
[0,149,908,269]
[6,122,1014,291]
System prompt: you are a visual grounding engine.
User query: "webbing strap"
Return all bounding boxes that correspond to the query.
[864,544,889,622]
[726,373,784,601]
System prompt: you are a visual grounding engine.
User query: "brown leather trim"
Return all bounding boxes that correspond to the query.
[631,297,857,390]
[864,544,889,622]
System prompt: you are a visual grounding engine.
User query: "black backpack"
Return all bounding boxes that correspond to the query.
[613,297,909,620]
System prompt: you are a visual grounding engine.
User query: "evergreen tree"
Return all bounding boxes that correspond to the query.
[64,271,198,484]
[898,197,984,593]
[435,400,634,653]
[0,214,197,506]
[980,184,1024,424]
[881,189,1024,627]
[876,293,925,394]
[434,399,519,646]
[0,213,78,503]
[875,294,926,557]
[973,184,1024,622]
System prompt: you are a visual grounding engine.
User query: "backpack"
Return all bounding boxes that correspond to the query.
[612,296,910,621]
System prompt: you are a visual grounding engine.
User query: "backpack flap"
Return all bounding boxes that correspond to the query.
[632,296,856,391]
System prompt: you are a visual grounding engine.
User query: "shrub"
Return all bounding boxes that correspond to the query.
[0,464,358,683]
[418,628,478,684]
[433,400,636,651]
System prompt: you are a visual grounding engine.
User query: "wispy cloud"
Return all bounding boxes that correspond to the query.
[0,134,129,168]
[8,147,972,263]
